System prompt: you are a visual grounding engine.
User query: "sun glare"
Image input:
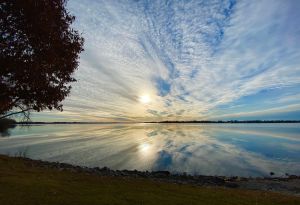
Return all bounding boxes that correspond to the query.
[139,94,151,104]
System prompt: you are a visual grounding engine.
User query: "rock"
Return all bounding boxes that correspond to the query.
[225,182,239,188]
[151,171,170,178]
[288,175,299,179]
[210,177,225,185]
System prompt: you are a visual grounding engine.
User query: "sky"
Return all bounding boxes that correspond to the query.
[33,0,300,122]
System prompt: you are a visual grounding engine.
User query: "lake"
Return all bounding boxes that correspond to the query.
[0,123,299,177]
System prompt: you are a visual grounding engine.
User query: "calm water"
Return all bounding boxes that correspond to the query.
[0,123,299,177]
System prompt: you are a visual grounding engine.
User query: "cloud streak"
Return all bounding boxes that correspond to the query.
[32,0,300,121]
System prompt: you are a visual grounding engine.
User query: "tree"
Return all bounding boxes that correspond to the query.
[0,0,84,120]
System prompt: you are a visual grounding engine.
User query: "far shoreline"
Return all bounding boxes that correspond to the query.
[13,120,300,125]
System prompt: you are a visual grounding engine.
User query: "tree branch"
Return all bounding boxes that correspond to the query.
[0,108,32,120]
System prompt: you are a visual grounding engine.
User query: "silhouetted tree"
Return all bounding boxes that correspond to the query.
[0,0,84,120]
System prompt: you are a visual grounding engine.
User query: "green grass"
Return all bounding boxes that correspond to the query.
[0,155,299,205]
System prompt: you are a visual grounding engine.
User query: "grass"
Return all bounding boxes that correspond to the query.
[0,155,299,205]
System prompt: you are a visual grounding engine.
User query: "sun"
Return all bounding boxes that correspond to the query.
[139,94,151,104]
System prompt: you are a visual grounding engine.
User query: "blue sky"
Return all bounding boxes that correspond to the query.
[33,0,300,121]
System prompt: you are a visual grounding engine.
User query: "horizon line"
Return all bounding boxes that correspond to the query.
[14,120,300,124]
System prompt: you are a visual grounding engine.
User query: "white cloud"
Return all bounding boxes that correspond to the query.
[32,0,300,121]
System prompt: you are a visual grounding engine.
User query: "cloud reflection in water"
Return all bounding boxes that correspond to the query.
[0,123,299,177]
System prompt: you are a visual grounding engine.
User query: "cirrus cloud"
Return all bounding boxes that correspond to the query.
[31,0,300,121]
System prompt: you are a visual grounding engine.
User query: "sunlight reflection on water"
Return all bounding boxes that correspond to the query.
[0,123,299,177]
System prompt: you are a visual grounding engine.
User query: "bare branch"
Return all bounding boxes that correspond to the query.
[0,108,32,120]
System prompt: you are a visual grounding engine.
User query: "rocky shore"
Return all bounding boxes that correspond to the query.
[18,156,300,196]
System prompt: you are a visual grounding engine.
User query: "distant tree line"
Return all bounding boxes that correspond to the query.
[11,120,300,124]
[148,120,300,123]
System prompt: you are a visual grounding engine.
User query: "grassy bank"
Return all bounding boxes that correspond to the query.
[0,155,299,205]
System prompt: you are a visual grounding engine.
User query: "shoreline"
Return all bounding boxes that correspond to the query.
[1,154,300,204]
[2,154,299,196]
[10,120,300,124]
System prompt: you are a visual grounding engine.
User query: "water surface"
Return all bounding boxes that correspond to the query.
[0,123,299,177]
